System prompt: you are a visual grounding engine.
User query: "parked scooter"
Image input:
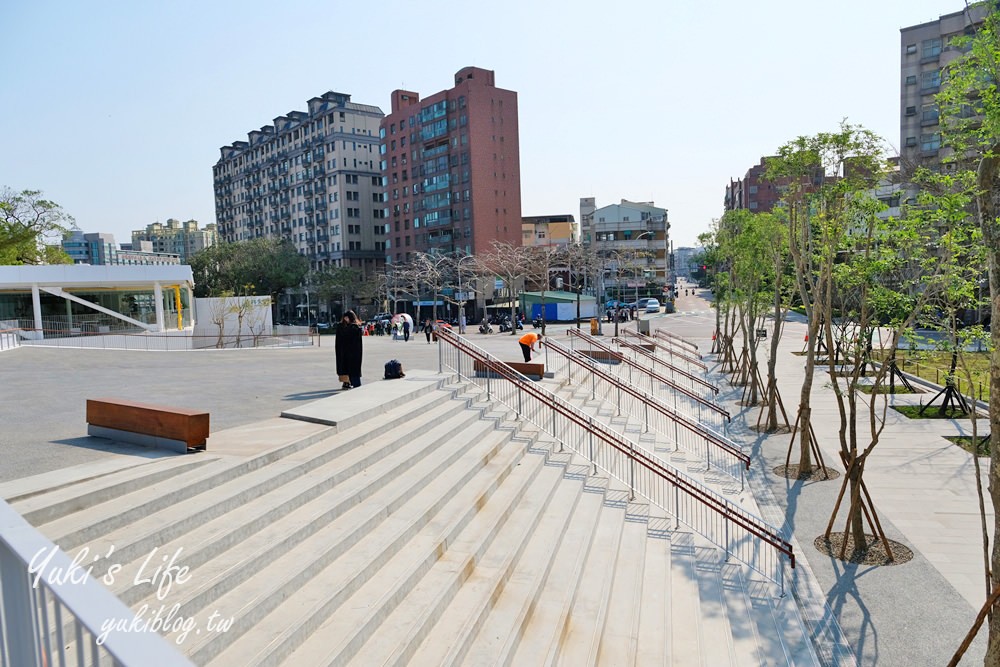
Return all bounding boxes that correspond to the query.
[479,321,493,334]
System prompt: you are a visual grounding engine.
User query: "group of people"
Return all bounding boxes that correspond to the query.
[335,311,544,392]
[606,305,637,323]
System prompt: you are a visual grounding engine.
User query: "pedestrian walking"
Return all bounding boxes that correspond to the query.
[335,310,363,389]
[402,318,411,342]
[423,318,434,344]
[518,331,543,363]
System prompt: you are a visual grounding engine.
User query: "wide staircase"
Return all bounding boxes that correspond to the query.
[4,341,819,666]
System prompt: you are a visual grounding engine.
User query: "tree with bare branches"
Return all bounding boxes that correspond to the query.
[475,241,532,335]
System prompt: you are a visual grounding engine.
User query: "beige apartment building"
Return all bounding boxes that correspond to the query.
[521,214,576,248]
[131,219,216,264]
[213,91,386,275]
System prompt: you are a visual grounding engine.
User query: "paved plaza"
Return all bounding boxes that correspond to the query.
[0,294,994,665]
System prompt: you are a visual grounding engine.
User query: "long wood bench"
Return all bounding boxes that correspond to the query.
[86,398,209,453]
[473,359,545,380]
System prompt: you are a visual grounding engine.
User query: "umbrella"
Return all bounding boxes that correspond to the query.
[391,313,413,328]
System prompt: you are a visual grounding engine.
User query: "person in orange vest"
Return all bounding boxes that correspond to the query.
[518,331,543,362]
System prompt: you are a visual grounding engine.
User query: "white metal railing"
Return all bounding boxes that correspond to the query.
[545,338,749,486]
[437,329,794,590]
[7,329,313,351]
[0,500,193,667]
[0,328,19,352]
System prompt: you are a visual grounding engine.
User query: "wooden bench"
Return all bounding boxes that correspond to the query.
[578,349,624,364]
[473,359,545,380]
[86,398,209,453]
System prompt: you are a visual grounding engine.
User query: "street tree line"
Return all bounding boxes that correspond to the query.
[697,4,1000,662]
[189,238,647,332]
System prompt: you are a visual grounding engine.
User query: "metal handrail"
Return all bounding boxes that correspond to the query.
[568,329,730,422]
[437,328,793,589]
[621,328,707,371]
[0,328,20,352]
[546,338,750,483]
[0,500,193,666]
[653,327,700,354]
[618,332,715,391]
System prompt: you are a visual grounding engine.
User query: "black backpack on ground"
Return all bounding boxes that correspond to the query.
[384,359,405,379]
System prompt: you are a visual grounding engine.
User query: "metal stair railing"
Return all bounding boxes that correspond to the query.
[545,338,750,486]
[617,331,716,393]
[652,327,701,355]
[0,500,194,667]
[621,327,708,373]
[567,329,730,429]
[437,328,794,591]
[621,327,707,371]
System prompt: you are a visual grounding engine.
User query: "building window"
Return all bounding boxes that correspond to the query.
[922,38,942,59]
[906,43,917,55]
[905,136,917,147]
[920,70,940,91]
[921,105,939,124]
[906,75,917,85]
[920,133,941,151]
[905,106,916,116]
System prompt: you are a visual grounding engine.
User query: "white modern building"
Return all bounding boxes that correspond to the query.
[0,265,195,339]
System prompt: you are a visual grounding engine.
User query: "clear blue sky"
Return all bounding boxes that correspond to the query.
[0,0,961,250]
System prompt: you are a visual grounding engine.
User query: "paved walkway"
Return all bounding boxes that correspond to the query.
[665,287,991,667]
[1,302,993,665]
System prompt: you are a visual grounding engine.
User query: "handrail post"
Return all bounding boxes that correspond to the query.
[629,440,636,501]
[589,429,596,473]
[724,518,730,562]
[554,407,562,452]
[437,335,443,374]
[674,484,680,529]
[0,545,42,667]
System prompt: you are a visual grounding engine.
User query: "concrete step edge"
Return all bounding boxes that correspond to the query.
[211,430,545,666]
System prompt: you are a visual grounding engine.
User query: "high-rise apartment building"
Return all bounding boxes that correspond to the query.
[213,91,386,274]
[899,5,989,178]
[131,219,217,264]
[380,67,522,264]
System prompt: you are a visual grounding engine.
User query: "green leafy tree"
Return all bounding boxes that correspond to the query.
[0,188,76,265]
[716,209,784,409]
[770,122,940,561]
[930,4,1000,662]
[190,238,308,307]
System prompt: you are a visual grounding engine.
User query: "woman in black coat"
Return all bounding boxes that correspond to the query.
[335,310,363,389]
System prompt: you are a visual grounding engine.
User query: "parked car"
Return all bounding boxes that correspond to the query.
[645,299,661,314]
[636,298,652,310]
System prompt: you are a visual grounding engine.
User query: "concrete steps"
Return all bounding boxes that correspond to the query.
[15,372,816,666]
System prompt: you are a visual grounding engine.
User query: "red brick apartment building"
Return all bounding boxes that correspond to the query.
[380,67,522,264]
